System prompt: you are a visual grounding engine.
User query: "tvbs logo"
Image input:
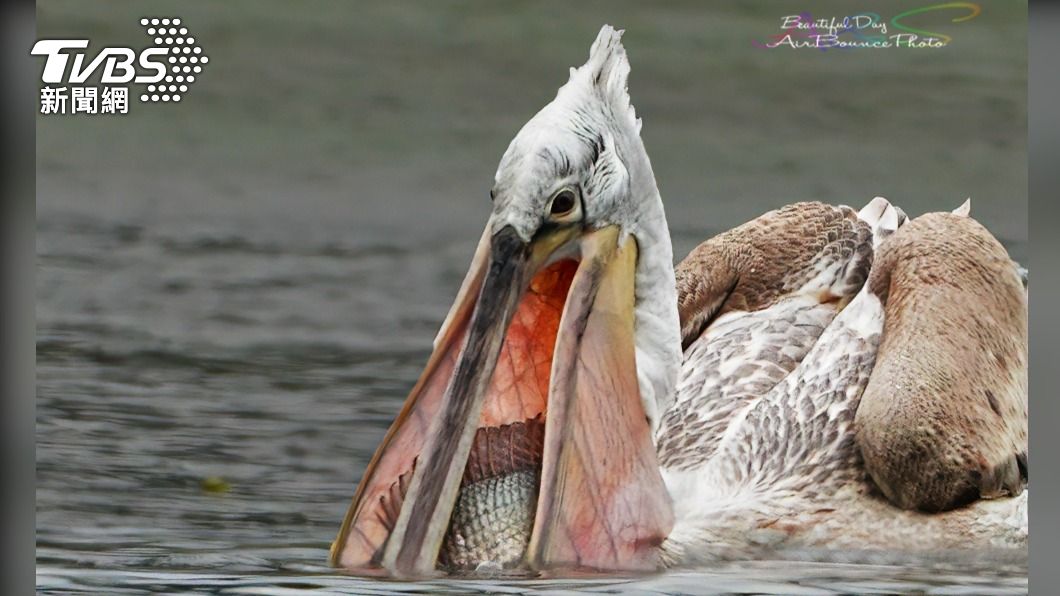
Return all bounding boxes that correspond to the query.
[32,17,208,115]
[32,40,168,84]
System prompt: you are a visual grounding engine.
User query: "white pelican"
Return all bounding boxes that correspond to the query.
[330,26,1028,577]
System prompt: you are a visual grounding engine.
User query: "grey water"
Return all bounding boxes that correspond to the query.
[37,1,1027,593]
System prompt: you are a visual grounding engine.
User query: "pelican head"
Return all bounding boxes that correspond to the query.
[489,24,681,426]
[332,25,680,577]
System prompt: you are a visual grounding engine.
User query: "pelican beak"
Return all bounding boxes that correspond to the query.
[331,221,672,577]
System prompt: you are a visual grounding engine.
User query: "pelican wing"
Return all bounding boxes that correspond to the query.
[659,202,876,469]
[855,211,1028,512]
[674,202,873,348]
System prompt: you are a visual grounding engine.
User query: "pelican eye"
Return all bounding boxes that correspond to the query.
[549,189,577,216]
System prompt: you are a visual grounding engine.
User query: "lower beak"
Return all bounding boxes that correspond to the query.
[331,221,672,577]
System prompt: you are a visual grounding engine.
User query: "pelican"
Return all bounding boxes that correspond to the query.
[331,26,1027,577]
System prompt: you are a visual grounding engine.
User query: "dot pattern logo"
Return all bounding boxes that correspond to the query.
[138,17,208,103]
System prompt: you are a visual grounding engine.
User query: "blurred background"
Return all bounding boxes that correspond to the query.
[36,1,1027,593]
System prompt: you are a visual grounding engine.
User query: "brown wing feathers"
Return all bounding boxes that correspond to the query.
[676,202,872,348]
[854,211,1028,512]
[675,201,1027,514]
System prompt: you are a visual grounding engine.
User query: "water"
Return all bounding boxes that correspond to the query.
[37,1,1027,593]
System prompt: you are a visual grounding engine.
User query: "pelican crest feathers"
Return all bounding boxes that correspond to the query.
[571,25,640,134]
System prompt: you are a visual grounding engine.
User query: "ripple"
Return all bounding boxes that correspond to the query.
[36,560,1028,595]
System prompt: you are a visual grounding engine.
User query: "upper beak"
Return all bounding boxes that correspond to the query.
[331,219,672,577]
